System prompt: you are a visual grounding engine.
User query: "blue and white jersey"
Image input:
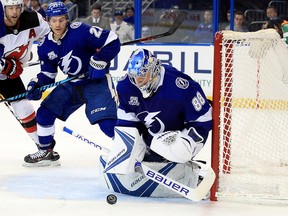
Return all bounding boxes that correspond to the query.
[37,22,120,85]
[116,64,212,146]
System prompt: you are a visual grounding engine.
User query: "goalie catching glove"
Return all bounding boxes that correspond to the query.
[0,58,23,80]
[86,56,109,80]
[26,78,43,100]
[150,129,204,163]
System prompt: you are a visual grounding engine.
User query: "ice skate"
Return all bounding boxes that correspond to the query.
[23,149,60,167]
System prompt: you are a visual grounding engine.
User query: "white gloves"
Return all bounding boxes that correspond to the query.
[150,130,204,163]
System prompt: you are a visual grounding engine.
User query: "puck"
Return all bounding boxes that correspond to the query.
[106,194,117,204]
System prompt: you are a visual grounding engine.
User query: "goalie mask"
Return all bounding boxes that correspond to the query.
[2,0,24,13]
[128,49,161,98]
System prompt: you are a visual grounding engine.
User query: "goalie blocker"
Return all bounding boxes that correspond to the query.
[99,126,209,198]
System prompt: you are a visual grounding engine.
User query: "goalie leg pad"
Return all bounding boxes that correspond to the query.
[99,155,201,198]
[104,126,146,174]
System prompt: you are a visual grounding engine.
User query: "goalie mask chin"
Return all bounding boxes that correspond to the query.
[128,48,161,98]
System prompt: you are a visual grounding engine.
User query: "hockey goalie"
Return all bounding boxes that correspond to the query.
[99,48,215,199]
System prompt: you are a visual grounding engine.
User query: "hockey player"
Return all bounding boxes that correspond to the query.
[0,1,5,56]
[0,0,51,160]
[24,1,120,166]
[100,48,213,198]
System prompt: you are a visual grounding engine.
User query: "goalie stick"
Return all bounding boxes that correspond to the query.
[61,125,215,202]
[61,126,110,154]
[121,11,188,45]
[0,12,187,103]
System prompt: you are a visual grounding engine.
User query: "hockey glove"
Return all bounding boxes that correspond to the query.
[86,56,109,80]
[0,58,23,79]
[26,78,43,101]
[150,130,203,163]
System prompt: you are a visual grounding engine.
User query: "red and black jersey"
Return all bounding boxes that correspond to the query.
[0,10,50,64]
[0,10,50,98]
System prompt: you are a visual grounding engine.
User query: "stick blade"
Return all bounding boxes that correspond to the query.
[139,161,215,202]
[189,166,216,201]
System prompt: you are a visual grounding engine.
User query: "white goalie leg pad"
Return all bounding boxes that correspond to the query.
[99,155,201,198]
[104,126,146,174]
[150,131,204,163]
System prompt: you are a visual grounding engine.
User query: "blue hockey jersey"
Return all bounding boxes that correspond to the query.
[37,22,120,85]
[116,65,212,148]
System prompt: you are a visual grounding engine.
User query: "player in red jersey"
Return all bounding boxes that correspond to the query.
[0,0,57,166]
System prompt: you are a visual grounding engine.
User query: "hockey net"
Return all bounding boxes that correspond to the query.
[211,29,288,203]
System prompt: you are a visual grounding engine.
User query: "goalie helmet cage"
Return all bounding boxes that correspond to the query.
[211,29,288,204]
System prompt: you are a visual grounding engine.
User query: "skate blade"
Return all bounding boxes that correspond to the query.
[22,160,61,168]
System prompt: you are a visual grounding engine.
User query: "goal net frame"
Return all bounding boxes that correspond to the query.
[210,29,288,203]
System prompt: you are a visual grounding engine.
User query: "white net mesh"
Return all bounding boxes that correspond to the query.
[215,29,288,203]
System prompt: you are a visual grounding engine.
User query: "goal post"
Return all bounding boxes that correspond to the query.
[211,29,288,203]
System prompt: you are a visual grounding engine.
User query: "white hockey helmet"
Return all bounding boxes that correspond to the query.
[127,48,162,98]
[1,0,24,13]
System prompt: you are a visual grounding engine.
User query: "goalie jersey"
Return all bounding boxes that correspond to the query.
[116,65,212,161]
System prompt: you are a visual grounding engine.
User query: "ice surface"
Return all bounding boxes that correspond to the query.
[0,101,287,216]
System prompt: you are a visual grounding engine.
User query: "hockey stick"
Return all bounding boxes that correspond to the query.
[0,94,21,123]
[61,126,215,201]
[23,60,40,67]
[0,94,40,148]
[61,126,110,154]
[0,73,85,103]
[121,11,188,46]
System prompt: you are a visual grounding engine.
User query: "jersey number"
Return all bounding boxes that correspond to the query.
[192,92,205,111]
[89,27,103,38]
